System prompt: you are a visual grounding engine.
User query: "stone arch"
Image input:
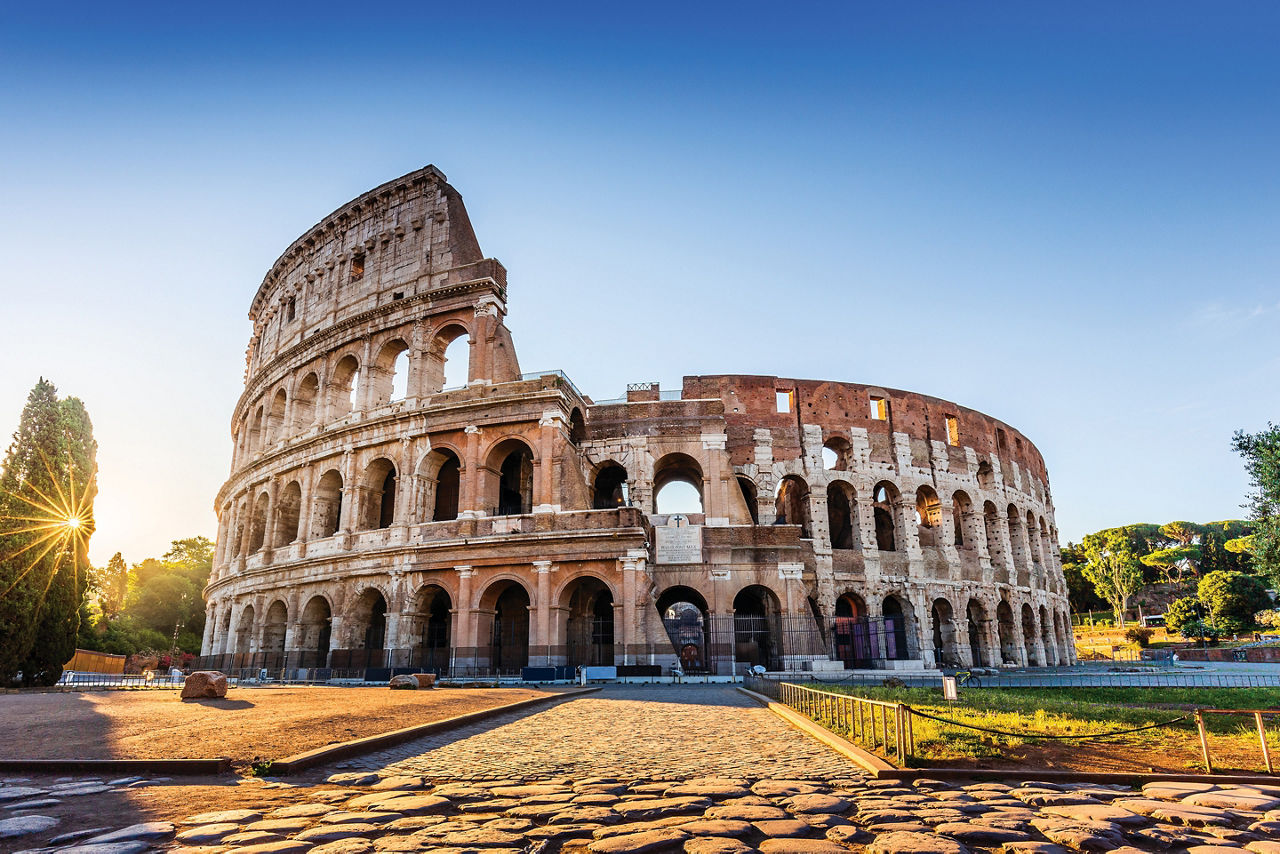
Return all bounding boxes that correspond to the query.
[827,481,859,550]
[299,594,332,667]
[274,480,302,547]
[872,481,900,551]
[976,460,995,490]
[1056,609,1070,663]
[248,405,265,455]
[915,485,941,548]
[882,594,917,660]
[983,501,1004,570]
[653,453,704,515]
[248,491,270,553]
[568,408,586,444]
[293,372,320,431]
[359,457,398,529]
[486,437,535,516]
[656,586,711,674]
[328,353,361,419]
[267,387,288,445]
[822,435,852,471]
[370,337,411,406]
[833,592,873,668]
[417,447,462,522]
[1021,602,1039,666]
[1039,604,1056,666]
[235,603,255,655]
[561,575,615,668]
[231,498,247,558]
[931,597,960,668]
[347,587,389,653]
[218,606,233,655]
[733,585,783,670]
[952,490,974,547]
[313,468,343,538]
[262,599,288,658]
[424,322,471,394]
[477,578,531,673]
[966,598,990,667]
[592,462,629,510]
[1027,508,1042,568]
[736,475,760,525]
[774,475,811,538]
[996,599,1019,665]
[410,584,452,673]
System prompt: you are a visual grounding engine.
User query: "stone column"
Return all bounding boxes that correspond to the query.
[619,553,641,665]
[394,436,415,526]
[534,413,561,514]
[296,465,314,554]
[460,426,483,517]
[701,433,728,525]
[238,491,255,560]
[262,478,279,562]
[340,449,356,546]
[532,561,554,666]
[201,603,217,655]
[955,616,975,667]
[453,566,474,671]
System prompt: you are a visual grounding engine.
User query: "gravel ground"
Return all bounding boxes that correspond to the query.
[0,686,553,762]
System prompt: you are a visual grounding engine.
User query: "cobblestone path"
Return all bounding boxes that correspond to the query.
[353,684,855,780]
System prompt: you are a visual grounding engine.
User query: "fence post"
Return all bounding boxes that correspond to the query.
[1256,712,1274,774]
[1196,710,1213,774]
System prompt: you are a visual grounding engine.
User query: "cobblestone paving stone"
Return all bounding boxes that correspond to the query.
[5,686,1280,853]
[355,685,854,780]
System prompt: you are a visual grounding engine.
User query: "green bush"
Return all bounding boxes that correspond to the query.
[1123,626,1154,647]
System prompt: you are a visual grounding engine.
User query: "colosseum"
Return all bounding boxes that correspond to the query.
[199,165,1074,678]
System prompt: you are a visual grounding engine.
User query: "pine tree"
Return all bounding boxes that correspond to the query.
[19,397,97,685]
[0,381,97,685]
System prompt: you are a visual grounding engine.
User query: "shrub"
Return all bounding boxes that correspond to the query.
[1123,626,1154,647]
[1254,609,1280,630]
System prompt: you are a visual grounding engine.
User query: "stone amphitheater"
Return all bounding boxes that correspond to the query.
[199,165,1073,676]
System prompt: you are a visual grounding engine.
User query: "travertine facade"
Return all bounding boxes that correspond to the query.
[201,165,1073,675]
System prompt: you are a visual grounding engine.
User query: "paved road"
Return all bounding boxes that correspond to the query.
[352,684,856,781]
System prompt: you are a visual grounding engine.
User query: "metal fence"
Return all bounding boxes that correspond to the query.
[751,669,1280,691]
[54,670,188,690]
[750,676,914,765]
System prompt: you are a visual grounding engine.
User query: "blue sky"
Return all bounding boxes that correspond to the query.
[0,2,1276,566]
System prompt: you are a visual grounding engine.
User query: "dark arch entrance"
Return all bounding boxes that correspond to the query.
[733,585,782,671]
[834,592,873,668]
[592,464,628,510]
[300,595,331,668]
[564,577,615,668]
[483,581,530,673]
[882,595,911,660]
[656,586,711,674]
[414,585,452,674]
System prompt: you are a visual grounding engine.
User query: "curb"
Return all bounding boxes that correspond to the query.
[270,686,601,774]
[0,758,231,775]
[736,687,894,774]
[875,768,1280,785]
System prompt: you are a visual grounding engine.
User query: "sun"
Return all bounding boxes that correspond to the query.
[0,454,94,599]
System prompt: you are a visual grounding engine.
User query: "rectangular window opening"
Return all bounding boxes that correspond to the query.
[870,396,888,421]
[945,415,959,447]
[285,297,296,323]
[350,253,365,282]
[776,391,793,413]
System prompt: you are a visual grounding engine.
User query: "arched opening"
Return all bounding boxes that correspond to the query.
[1039,604,1056,666]
[822,437,851,471]
[248,406,264,454]
[248,492,269,553]
[234,605,255,655]
[592,463,628,510]
[915,486,941,547]
[424,324,471,394]
[231,502,246,557]
[218,608,232,655]
[967,599,989,666]
[930,598,959,668]
[656,586,711,674]
[376,339,411,404]
[976,460,995,490]
[1056,609,1069,664]
[418,449,461,522]
[882,595,912,660]
[834,593,873,668]
[563,577,615,668]
[737,476,759,525]
[262,600,288,660]
[274,481,302,547]
[348,588,388,664]
[873,482,898,551]
[653,453,704,515]
[1007,504,1027,577]
[328,354,361,418]
[733,585,782,671]
[827,482,858,550]
[441,332,470,390]
[952,490,973,547]
[293,373,319,431]
[488,440,534,516]
[313,469,343,538]
[267,388,287,445]
[1021,603,1040,666]
[1027,509,1043,567]
[299,595,332,668]
[479,580,530,674]
[360,458,397,529]
[413,585,452,674]
[996,600,1018,665]
[774,476,811,538]
[568,408,586,444]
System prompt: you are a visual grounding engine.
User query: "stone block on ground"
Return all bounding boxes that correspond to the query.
[180,671,228,699]
[388,675,418,690]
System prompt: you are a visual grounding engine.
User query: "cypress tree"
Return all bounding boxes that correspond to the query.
[0,380,97,686]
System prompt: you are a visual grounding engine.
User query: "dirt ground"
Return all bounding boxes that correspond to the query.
[925,737,1275,775]
[0,685,553,763]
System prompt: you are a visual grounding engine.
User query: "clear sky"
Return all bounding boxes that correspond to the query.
[1,2,1276,567]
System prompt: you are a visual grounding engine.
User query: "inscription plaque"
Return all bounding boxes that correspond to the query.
[655,525,703,564]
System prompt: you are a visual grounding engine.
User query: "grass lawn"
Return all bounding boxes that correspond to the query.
[803,683,1280,772]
